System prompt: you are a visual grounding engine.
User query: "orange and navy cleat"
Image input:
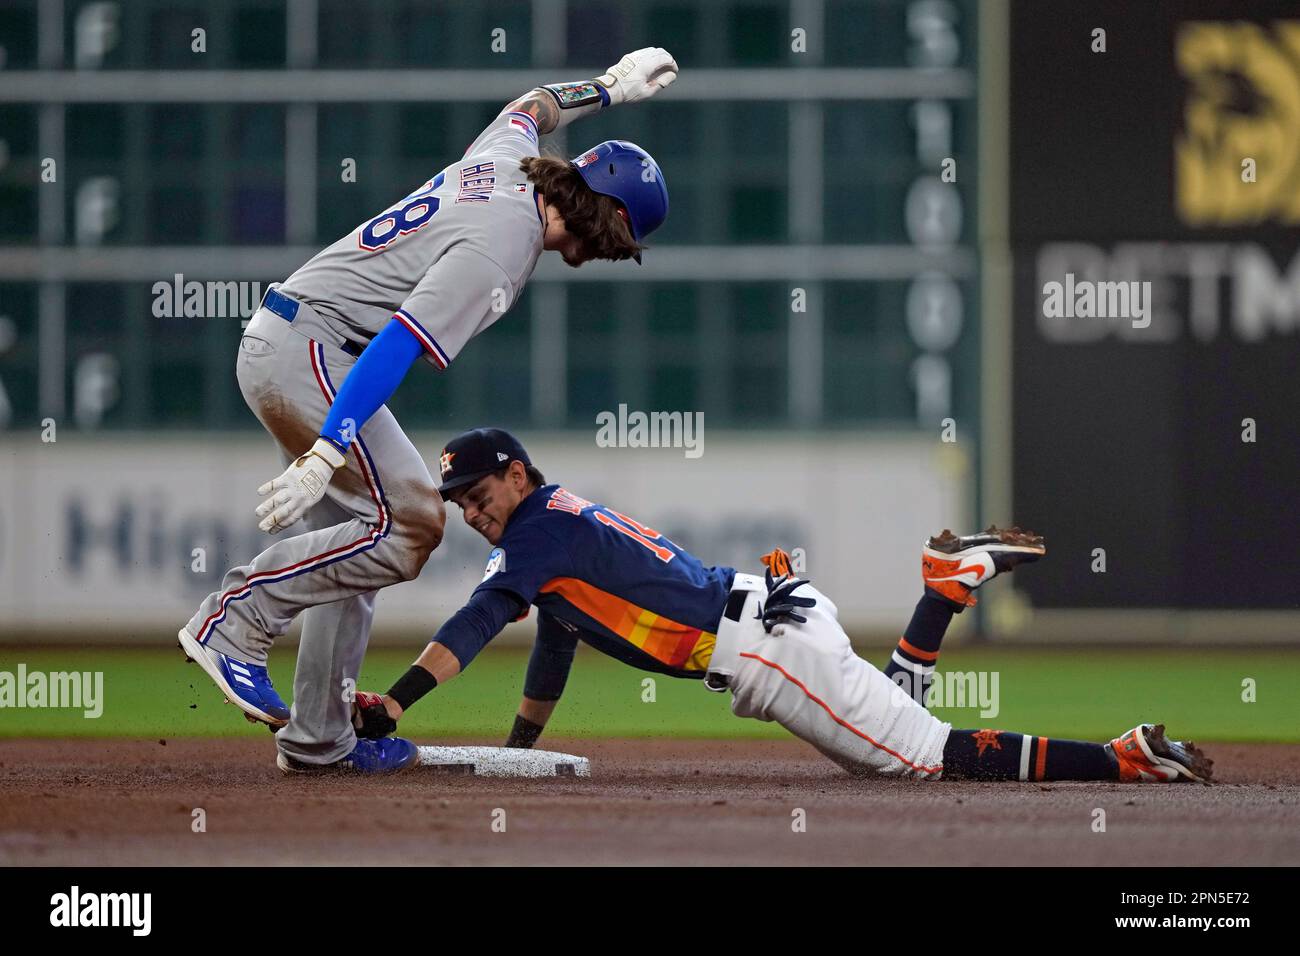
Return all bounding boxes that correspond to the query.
[922,526,1045,609]
[1108,723,1213,783]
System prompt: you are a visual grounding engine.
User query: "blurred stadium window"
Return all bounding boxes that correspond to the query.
[0,0,979,433]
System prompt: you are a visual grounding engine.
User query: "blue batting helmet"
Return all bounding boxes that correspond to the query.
[570,140,669,253]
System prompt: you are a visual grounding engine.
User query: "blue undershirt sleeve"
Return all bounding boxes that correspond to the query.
[433,589,527,672]
[319,317,425,452]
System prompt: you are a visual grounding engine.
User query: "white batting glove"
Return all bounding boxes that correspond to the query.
[255,438,346,534]
[600,47,678,105]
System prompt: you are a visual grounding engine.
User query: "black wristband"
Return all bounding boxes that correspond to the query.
[386,665,438,712]
[505,714,544,749]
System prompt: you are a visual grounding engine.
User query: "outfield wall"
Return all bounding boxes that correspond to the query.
[0,433,972,642]
[997,0,1300,643]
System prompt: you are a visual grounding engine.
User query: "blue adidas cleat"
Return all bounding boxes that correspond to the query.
[276,737,420,776]
[178,627,290,728]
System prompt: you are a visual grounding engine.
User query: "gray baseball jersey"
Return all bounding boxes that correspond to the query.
[281,110,545,367]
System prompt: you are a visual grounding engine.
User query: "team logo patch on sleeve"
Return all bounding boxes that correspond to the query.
[483,547,507,581]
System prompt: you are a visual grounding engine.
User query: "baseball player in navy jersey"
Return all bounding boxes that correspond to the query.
[178,48,679,773]
[346,429,1214,785]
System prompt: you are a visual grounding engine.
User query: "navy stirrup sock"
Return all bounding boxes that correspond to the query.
[942,730,1117,781]
[883,594,954,706]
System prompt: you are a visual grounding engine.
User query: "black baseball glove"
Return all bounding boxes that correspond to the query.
[352,691,398,739]
[757,568,817,632]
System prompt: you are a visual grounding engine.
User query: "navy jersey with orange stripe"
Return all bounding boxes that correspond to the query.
[474,485,735,677]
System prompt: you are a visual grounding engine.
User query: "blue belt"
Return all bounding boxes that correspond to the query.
[262,288,364,358]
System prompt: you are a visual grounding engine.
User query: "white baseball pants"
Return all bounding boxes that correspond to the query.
[707,574,951,779]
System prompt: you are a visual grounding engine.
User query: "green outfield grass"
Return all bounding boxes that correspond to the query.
[0,645,1295,742]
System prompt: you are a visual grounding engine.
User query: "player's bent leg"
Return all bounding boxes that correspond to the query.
[883,526,1046,707]
[182,506,403,664]
[724,586,949,779]
[275,496,379,765]
[881,594,953,707]
[941,723,1212,783]
[238,315,445,586]
[182,312,443,725]
[207,316,443,647]
[285,337,446,585]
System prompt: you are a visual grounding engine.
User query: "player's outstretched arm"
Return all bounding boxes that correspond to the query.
[505,612,579,748]
[504,46,678,135]
[352,641,458,739]
[505,698,558,749]
[353,589,527,737]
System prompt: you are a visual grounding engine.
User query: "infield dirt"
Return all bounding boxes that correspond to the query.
[2,738,1297,866]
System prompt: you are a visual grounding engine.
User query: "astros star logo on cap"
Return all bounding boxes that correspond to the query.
[439,450,456,477]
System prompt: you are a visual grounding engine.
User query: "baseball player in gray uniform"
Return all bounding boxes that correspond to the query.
[178,47,679,774]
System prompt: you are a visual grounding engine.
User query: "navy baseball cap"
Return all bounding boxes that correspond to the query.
[436,427,531,496]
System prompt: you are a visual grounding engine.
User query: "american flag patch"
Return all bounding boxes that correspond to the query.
[506,112,539,143]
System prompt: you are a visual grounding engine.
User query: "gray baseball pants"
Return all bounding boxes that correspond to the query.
[183,302,443,763]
